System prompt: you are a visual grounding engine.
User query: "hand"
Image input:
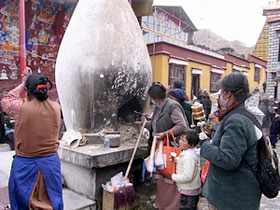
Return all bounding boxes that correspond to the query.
[199,132,208,140]
[197,121,206,127]
[134,121,143,126]
[21,67,32,85]
[169,152,177,161]
[145,112,153,121]
[155,132,165,140]
[199,132,210,146]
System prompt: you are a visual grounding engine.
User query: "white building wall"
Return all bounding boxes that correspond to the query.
[267,21,280,99]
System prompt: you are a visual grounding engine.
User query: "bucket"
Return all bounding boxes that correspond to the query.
[105,132,121,147]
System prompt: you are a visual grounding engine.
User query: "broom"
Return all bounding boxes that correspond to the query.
[113,118,148,209]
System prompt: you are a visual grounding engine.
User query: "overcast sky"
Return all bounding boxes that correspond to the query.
[154,0,269,47]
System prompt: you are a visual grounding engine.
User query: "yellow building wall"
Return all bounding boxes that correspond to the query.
[185,65,192,98]
[187,61,211,95]
[150,54,169,87]
[224,63,233,76]
[149,54,267,99]
[248,63,256,92]
[247,63,266,92]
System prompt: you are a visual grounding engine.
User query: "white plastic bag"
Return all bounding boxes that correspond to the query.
[144,136,157,173]
[155,140,164,167]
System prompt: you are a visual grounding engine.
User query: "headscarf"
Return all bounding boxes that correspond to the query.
[168,88,186,102]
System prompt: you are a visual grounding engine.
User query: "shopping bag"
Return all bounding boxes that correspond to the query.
[201,160,210,183]
[155,140,165,167]
[144,136,157,173]
[157,131,181,178]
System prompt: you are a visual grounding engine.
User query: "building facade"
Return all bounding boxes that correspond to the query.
[253,23,268,61]
[263,1,280,99]
[143,5,267,99]
[0,2,266,100]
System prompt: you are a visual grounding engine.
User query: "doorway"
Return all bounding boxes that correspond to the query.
[191,74,200,99]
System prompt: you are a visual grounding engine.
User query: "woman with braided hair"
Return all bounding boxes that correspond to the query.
[1,68,63,210]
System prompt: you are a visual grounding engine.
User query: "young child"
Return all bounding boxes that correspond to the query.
[171,129,201,210]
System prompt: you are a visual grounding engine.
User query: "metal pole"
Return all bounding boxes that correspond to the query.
[19,0,27,81]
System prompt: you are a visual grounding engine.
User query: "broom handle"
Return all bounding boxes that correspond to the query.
[124,118,147,179]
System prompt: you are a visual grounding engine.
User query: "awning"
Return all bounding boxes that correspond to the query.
[233,65,242,71]
[131,0,153,17]
[192,68,202,75]
[169,58,189,66]
[255,64,262,68]
[211,68,224,74]
[243,72,248,76]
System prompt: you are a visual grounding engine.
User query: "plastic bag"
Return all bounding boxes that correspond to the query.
[155,140,165,167]
[144,136,157,174]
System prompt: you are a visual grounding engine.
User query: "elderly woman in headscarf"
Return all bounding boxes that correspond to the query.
[168,88,192,126]
[1,68,63,210]
[199,72,262,210]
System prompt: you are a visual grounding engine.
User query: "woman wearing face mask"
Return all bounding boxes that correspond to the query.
[199,73,261,210]
[146,82,188,210]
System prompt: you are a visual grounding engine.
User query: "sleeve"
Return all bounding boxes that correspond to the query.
[172,157,196,183]
[1,84,24,121]
[200,115,249,171]
[170,107,188,136]
[145,120,152,130]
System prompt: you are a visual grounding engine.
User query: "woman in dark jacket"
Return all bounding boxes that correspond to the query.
[200,73,261,210]
[146,82,188,210]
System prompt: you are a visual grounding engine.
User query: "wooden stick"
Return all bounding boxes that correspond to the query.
[124,118,147,179]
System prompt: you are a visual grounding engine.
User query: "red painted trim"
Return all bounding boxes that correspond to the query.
[149,50,171,56]
[147,42,227,69]
[19,0,26,98]
[224,53,250,68]
[247,54,267,67]
[170,55,188,61]
[19,0,26,79]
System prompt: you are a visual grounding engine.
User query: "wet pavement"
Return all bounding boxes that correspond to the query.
[132,141,280,210]
[1,142,280,210]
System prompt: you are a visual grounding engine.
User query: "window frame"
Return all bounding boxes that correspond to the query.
[254,67,260,82]
[210,72,221,92]
[168,64,186,91]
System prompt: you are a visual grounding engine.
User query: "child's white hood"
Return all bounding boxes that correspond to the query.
[180,147,200,162]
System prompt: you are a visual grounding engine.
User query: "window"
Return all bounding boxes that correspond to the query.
[168,64,186,91]
[210,72,221,92]
[254,67,260,82]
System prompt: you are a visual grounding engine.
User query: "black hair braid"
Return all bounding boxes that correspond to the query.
[148,82,167,99]
[25,73,52,101]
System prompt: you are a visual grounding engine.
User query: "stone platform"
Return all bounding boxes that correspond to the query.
[58,141,149,210]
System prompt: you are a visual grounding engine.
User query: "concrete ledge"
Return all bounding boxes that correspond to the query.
[59,141,149,208]
[61,160,96,200]
[58,142,148,169]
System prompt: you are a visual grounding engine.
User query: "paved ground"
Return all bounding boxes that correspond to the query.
[0,149,13,210]
[0,150,95,210]
[1,142,280,209]
[131,141,280,210]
